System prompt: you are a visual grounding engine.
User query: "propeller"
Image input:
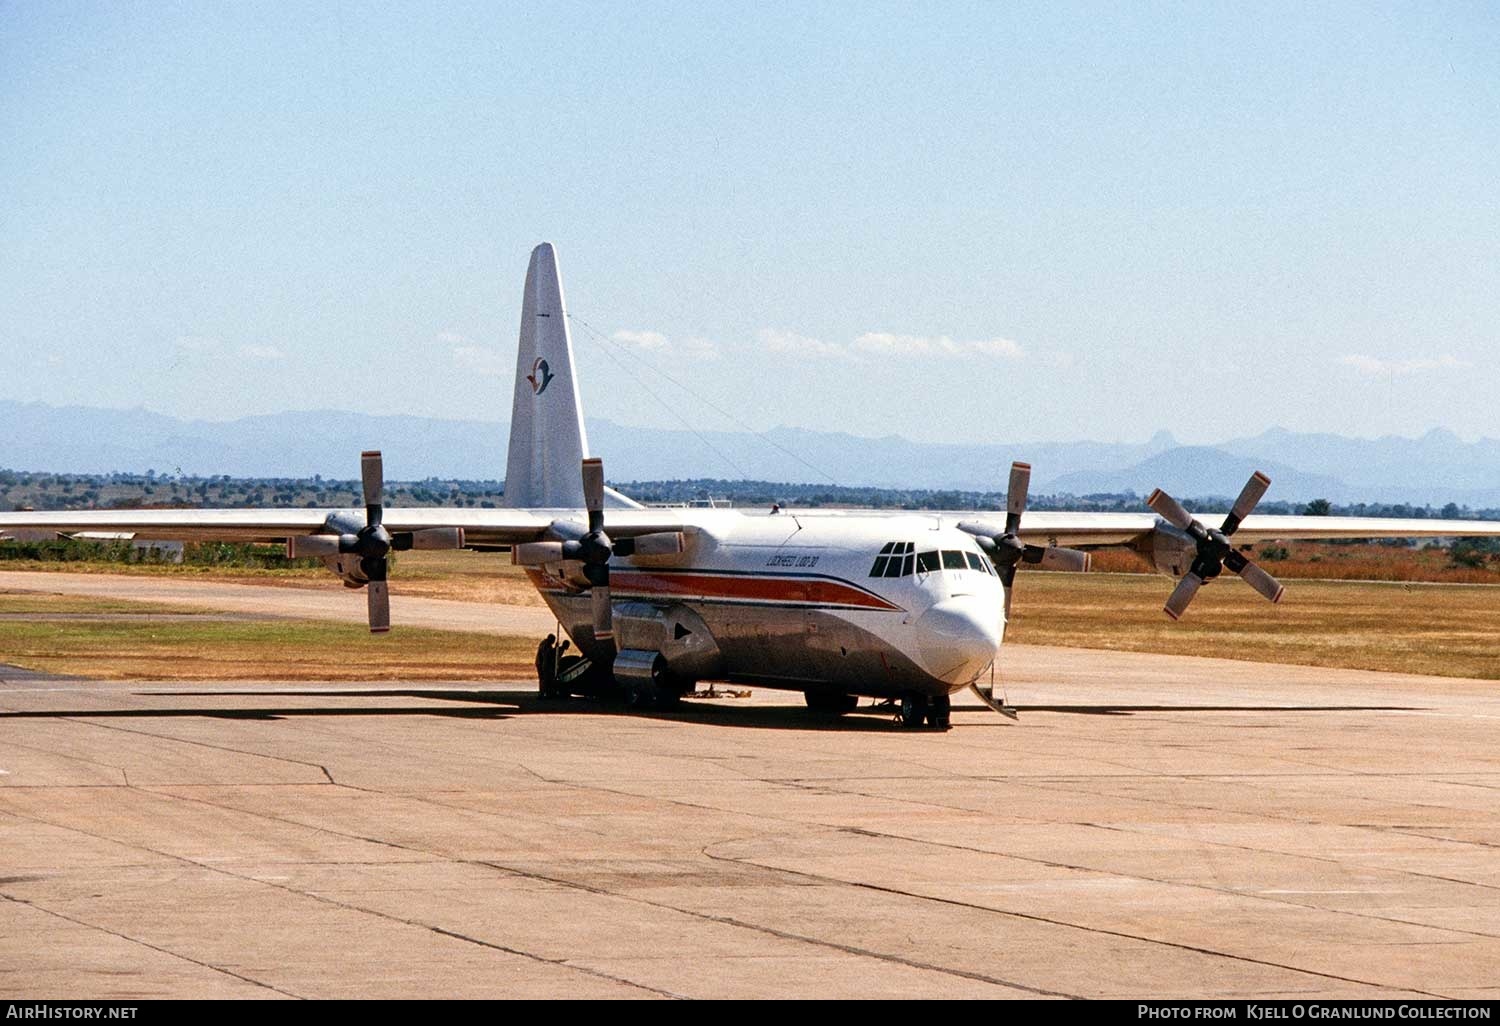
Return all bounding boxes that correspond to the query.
[509,459,689,646]
[286,450,465,632]
[1146,471,1285,621]
[961,461,1092,621]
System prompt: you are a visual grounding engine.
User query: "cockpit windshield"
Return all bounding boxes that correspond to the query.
[870,542,995,578]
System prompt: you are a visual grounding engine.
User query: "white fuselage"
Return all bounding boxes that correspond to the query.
[524,510,1007,699]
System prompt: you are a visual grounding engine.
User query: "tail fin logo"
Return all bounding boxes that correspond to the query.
[526,357,555,396]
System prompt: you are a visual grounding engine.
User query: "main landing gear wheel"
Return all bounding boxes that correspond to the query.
[899,694,929,728]
[624,677,682,710]
[925,694,952,730]
[804,690,859,714]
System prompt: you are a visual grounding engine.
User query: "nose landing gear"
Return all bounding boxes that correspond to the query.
[897,693,951,730]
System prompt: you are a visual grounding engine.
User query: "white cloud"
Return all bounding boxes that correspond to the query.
[852,332,1024,359]
[238,344,285,361]
[677,335,720,359]
[612,328,718,359]
[612,329,670,351]
[758,328,848,359]
[1340,354,1468,377]
[757,328,1025,361]
[964,336,1025,359]
[453,344,508,377]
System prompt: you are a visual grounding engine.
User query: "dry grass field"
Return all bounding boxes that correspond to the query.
[0,592,536,681]
[0,549,547,605]
[1007,570,1500,680]
[1090,540,1500,583]
[5,551,1500,682]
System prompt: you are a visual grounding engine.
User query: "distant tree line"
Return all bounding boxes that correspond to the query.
[618,478,1500,522]
[4,469,1499,524]
[0,470,504,513]
[0,536,324,569]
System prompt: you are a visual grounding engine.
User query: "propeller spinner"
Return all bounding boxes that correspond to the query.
[1146,471,1285,621]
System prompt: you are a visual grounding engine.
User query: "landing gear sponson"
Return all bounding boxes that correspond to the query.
[538,636,956,728]
[535,635,688,710]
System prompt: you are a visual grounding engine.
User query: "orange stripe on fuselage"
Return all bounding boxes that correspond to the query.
[524,568,901,611]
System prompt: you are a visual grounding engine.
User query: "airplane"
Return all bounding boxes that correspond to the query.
[5,242,1500,731]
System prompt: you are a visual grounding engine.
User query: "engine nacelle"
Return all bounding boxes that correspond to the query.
[1133,521,1199,577]
[322,554,370,588]
[614,601,723,681]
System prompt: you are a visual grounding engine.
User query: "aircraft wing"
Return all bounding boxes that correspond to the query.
[1010,512,1500,548]
[0,508,352,544]
[0,506,692,548]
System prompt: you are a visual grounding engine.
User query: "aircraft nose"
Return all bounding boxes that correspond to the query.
[916,598,1003,684]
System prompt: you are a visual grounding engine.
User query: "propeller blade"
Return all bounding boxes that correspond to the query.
[1222,471,1271,536]
[994,556,1017,622]
[367,578,390,633]
[512,541,566,565]
[1031,546,1091,573]
[591,585,613,641]
[391,527,465,551]
[1230,556,1285,604]
[361,450,384,526]
[1006,461,1030,534]
[1150,474,1287,617]
[582,457,605,532]
[1163,572,1204,621]
[287,535,341,559]
[1146,488,1196,532]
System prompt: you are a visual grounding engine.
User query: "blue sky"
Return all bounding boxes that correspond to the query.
[2,2,1496,446]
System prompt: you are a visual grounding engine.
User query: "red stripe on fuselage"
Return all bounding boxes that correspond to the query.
[523,568,901,611]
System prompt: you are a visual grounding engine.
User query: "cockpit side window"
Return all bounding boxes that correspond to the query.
[964,551,985,572]
[870,541,914,578]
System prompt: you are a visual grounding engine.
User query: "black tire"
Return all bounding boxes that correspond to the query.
[899,694,928,728]
[624,678,654,709]
[926,694,952,730]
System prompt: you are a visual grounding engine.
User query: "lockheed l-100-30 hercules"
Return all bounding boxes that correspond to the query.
[6,244,1498,730]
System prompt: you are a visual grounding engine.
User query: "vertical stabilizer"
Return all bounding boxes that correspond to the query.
[503,243,589,509]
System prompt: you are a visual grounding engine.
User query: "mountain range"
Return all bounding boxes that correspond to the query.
[4,400,1498,506]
